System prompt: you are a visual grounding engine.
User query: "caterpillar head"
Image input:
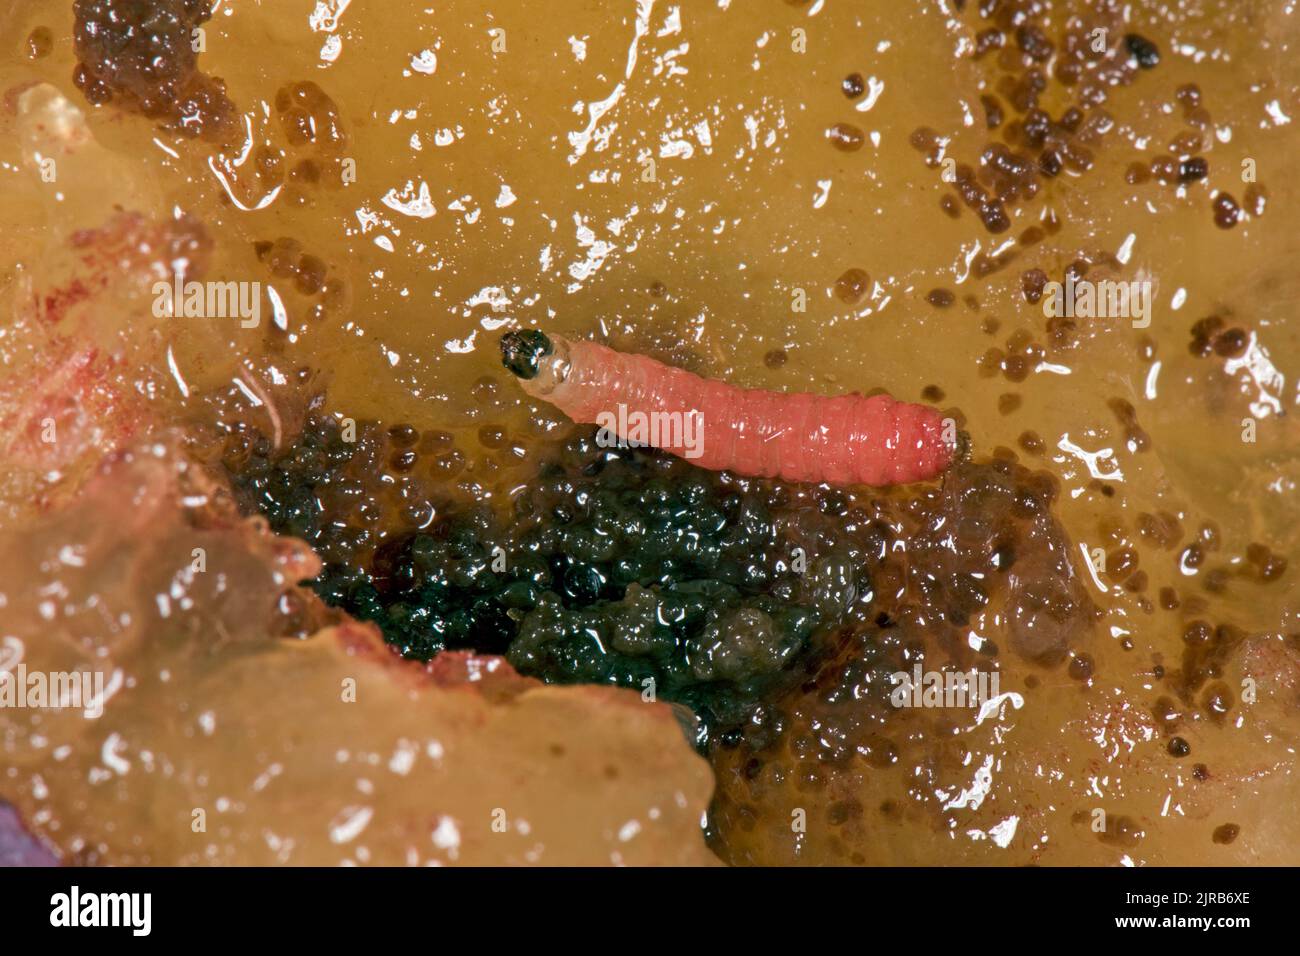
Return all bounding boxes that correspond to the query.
[500,329,553,380]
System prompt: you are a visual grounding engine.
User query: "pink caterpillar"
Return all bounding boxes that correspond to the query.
[501,330,963,487]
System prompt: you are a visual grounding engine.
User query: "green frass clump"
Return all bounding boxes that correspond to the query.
[226,422,876,749]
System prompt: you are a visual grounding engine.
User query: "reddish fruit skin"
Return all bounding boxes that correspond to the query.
[520,336,956,487]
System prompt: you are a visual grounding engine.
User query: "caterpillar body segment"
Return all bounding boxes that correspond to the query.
[502,330,961,487]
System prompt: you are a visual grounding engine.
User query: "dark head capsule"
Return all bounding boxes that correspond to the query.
[500,329,554,380]
[1125,33,1160,69]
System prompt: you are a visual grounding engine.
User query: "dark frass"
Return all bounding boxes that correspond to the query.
[226,420,870,749]
[1124,33,1160,69]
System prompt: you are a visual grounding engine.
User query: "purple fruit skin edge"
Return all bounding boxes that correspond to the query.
[0,801,58,867]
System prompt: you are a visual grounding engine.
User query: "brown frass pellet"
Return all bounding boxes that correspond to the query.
[26,26,53,59]
[1212,823,1240,845]
[979,201,1010,233]
[835,268,871,304]
[926,288,955,308]
[970,253,1001,279]
[389,449,418,472]
[842,72,865,98]
[1020,268,1047,303]
[267,236,302,276]
[1007,328,1033,354]
[1150,156,1179,184]
[1124,162,1150,185]
[1261,555,1288,580]
[1107,397,1151,451]
[1169,129,1204,154]
[1098,814,1145,848]
[909,126,940,152]
[1246,542,1288,580]
[1017,430,1044,455]
[295,254,327,295]
[1060,140,1094,173]
[477,425,507,449]
[980,94,1004,130]
[291,158,321,184]
[419,429,455,453]
[1252,549,1287,582]
[1125,568,1149,593]
[827,122,865,152]
[1202,568,1229,593]
[1189,314,1224,356]
[430,449,465,476]
[1212,192,1241,229]
[1107,547,1138,580]
[1213,328,1248,357]
[1054,57,1080,86]
[1182,620,1212,646]
[1059,106,1084,134]
[763,349,788,369]
[1175,83,1202,108]
[973,27,1005,58]
[1068,653,1094,681]
[387,423,419,447]
[1167,736,1191,758]
[1015,24,1054,61]
[1178,157,1208,183]
[1243,183,1268,216]
[1021,107,1053,146]
[1065,258,1090,282]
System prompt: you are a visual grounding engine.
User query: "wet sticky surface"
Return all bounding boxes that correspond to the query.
[0,0,1297,865]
